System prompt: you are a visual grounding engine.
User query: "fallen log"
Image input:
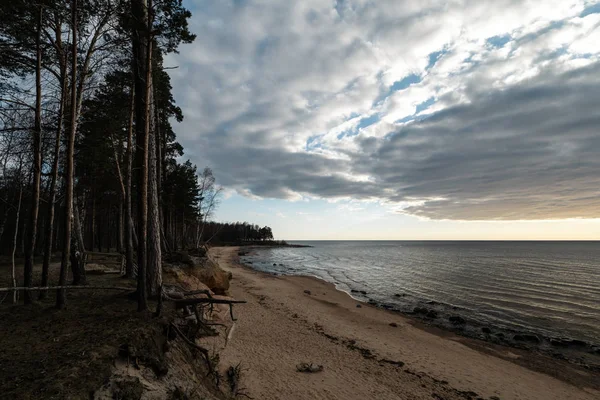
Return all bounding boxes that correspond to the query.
[0,285,134,293]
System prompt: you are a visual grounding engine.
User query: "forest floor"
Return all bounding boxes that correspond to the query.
[0,253,226,400]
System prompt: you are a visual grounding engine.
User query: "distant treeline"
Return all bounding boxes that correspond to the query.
[200,222,275,244]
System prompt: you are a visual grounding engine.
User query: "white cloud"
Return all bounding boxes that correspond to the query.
[167,0,600,220]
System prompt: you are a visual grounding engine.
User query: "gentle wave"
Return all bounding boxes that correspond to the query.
[242,241,600,344]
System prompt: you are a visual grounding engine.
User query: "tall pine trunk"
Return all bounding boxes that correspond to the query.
[57,0,78,309]
[125,84,135,277]
[24,4,44,304]
[132,0,153,311]
[147,87,162,297]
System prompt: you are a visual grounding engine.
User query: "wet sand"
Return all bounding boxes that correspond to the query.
[210,246,600,400]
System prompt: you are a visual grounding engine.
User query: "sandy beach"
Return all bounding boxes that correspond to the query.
[207,246,600,400]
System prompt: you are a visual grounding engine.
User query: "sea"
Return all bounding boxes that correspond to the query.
[240,241,600,357]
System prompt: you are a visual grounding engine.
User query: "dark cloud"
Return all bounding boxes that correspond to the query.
[183,63,600,219]
[168,1,599,220]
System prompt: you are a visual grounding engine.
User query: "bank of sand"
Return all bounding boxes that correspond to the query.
[209,247,599,400]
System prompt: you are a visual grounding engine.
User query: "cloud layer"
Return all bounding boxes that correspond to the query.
[168,0,600,220]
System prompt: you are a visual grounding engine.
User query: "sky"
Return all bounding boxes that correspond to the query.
[166,0,600,240]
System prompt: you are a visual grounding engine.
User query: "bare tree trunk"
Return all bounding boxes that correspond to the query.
[40,55,66,300]
[24,4,44,304]
[125,84,135,277]
[0,208,10,249]
[71,195,86,285]
[154,97,166,253]
[12,184,23,304]
[117,202,123,253]
[147,88,162,297]
[91,191,96,251]
[132,0,152,311]
[57,0,78,309]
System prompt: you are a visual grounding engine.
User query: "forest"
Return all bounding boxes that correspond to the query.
[0,0,275,310]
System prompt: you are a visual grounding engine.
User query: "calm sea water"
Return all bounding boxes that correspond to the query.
[242,241,600,345]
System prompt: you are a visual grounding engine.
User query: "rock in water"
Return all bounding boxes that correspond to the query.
[513,334,540,343]
[449,316,466,325]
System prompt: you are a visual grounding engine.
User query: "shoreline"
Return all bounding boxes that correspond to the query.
[212,246,600,400]
[239,247,600,370]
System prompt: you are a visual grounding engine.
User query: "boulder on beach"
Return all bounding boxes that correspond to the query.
[481,327,491,334]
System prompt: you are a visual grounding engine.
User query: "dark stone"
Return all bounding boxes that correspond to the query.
[273,263,277,266]
[389,322,398,327]
[513,334,540,343]
[449,316,466,325]
[381,304,393,310]
[379,358,404,367]
[356,304,362,308]
[550,339,568,347]
[279,263,284,266]
[481,327,491,334]
[359,290,367,295]
[351,289,360,293]
[393,293,404,297]
[303,290,311,295]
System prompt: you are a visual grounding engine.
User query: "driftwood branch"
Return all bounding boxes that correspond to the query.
[0,285,134,293]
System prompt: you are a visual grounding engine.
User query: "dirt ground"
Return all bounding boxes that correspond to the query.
[0,253,170,399]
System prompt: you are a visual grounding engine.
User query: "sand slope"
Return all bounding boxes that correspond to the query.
[212,247,599,400]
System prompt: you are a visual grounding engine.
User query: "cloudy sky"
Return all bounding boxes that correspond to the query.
[167,0,600,240]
